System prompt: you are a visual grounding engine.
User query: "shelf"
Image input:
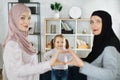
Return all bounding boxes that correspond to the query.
[45,18,90,20]
[29,32,40,35]
[44,18,93,58]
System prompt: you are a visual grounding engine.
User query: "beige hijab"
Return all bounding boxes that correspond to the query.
[3,4,37,55]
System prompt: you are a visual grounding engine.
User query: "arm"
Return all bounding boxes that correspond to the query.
[80,46,118,80]
[3,41,51,78]
[66,53,73,61]
[44,49,55,60]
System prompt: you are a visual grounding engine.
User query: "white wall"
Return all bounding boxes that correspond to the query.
[39,0,120,59]
[0,0,8,43]
[0,0,120,62]
[1,0,120,42]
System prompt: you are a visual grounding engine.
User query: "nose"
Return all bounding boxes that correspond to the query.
[24,19,30,25]
[25,19,28,23]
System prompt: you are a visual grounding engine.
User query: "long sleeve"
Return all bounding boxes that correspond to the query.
[3,41,51,80]
[80,46,118,80]
[44,49,55,60]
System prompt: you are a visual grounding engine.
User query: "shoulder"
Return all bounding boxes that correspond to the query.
[104,46,119,53]
[5,40,19,48]
[4,40,21,54]
[102,46,119,58]
[47,49,56,53]
[3,41,22,61]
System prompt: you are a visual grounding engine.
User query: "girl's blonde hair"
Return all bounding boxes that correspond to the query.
[50,34,69,49]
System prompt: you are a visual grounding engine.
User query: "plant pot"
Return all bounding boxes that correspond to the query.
[54,12,60,18]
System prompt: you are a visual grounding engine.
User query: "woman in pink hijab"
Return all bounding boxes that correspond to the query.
[2,3,62,80]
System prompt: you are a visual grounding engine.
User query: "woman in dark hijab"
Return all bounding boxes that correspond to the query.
[67,10,120,80]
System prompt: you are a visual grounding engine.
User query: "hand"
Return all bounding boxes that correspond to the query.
[66,49,84,67]
[50,51,65,67]
[57,48,68,54]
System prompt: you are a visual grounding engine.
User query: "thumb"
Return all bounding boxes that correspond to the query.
[66,59,74,65]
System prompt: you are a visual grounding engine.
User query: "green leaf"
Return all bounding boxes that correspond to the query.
[50,4,54,10]
[58,6,62,11]
[50,2,62,12]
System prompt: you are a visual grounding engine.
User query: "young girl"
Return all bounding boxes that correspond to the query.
[44,34,72,80]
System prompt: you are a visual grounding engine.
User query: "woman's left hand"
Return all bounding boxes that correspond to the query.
[66,49,84,67]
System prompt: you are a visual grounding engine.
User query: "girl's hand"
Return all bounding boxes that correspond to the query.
[66,49,84,67]
[50,51,65,67]
[57,48,68,54]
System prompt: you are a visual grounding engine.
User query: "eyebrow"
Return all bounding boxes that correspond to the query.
[21,15,31,17]
[21,15,26,17]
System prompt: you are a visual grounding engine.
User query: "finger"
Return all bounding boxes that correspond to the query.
[66,61,75,66]
[66,59,74,65]
[52,61,65,66]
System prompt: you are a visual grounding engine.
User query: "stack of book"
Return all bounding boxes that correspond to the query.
[61,21,73,34]
[76,39,89,49]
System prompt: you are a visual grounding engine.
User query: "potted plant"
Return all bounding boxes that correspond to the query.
[50,2,62,18]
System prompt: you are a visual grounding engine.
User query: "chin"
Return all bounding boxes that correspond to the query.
[94,33,100,35]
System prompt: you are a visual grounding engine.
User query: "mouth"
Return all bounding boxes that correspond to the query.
[57,47,63,49]
[93,29,98,32]
[24,25,29,28]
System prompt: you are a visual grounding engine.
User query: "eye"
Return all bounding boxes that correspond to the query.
[61,41,64,43]
[20,16,25,20]
[56,41,59,43]
[90,20,94,24]
[96,20,101,24]
[28,16,31,20]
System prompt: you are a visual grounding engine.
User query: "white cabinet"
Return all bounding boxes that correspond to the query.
[44,18,93,58]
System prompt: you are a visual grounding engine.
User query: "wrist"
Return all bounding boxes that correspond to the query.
[80,61,84,67]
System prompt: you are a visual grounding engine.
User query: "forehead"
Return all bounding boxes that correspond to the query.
[20,11,31,16]
[91,15,102,20]
[55,37,65,41]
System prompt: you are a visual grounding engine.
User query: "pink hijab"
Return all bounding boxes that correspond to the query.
[3,4,37,55]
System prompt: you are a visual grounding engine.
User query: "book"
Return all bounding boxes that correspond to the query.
[61,21,72,31]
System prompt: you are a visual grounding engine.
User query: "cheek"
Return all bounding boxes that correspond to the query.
[98,24,102,33]
[28,20,31,25]
[90,26,94,31]
[18,21,23,29]
[63,43,66,46]
[54,43,58,47]
[18,20,22,25]
[18,19,24,26]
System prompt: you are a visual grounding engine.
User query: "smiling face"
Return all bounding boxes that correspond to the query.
[18,11,31,32]
[90,16,102,35]
[54,37,66,49]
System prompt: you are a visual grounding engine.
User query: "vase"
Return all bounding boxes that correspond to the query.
[54,12,60,18]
